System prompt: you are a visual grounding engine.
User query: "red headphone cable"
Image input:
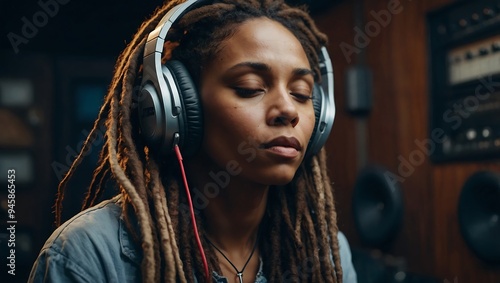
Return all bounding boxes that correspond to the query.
[174,145,210,283]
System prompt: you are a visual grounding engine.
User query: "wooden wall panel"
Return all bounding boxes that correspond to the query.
[378,0,435,274]
[315,0,500,281]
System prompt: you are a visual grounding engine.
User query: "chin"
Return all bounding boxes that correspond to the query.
[264,171,297,186]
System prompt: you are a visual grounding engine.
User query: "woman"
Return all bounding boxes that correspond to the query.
[29,0,357,282]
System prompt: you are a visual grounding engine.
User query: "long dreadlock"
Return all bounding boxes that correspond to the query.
[55,0,342,282]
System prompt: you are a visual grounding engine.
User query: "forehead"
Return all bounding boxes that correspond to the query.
[213,17,310,68]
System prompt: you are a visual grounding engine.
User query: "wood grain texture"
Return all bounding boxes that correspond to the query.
[314,0,500,281]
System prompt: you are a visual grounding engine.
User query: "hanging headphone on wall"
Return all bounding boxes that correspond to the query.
[138,0,335,157]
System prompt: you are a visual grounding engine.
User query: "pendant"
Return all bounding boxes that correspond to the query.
[236,272,243,283]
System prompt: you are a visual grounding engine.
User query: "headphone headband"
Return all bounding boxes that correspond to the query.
[144,0,206,58]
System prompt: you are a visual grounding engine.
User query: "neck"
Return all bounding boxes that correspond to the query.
[185,153,269,253]
[202,181,266,283]
[184,152,271,283]
[204,180,268,251]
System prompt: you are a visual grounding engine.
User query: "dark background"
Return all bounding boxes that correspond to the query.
[0,0,334,56]
[0,0,160,56]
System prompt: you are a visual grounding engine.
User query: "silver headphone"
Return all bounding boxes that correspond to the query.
[138,0,335,157]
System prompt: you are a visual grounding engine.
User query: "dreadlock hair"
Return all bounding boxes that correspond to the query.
[55,0,343,282]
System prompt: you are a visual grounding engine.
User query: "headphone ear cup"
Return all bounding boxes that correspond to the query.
[165,60,203,156]
[307,83,323,156]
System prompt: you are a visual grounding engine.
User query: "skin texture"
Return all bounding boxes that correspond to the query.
[185,18,316,283]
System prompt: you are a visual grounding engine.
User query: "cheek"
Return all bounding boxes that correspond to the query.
[202,88,262,138]
[203,100,262,151]
[302,107,316,140]
[219,106,262,142]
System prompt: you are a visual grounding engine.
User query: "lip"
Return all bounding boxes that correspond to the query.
[262,136,302,158]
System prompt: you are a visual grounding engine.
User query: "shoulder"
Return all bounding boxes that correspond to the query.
[29,196,141,282]
[337,231,351,259]
[336,231,358,283]
[43,196,124,254]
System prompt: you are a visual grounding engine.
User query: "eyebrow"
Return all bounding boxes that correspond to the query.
[226,62,271,72]
[292,68,314,77]
[226,62,314,77]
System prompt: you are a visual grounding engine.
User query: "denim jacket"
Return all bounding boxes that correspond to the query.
[29,196,357,283]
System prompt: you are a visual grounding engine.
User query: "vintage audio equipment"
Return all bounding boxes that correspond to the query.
[458,171,500,263]
[352,166,403,248]
[427,0,500,162]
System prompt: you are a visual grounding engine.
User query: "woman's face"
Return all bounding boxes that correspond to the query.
[198,17,316,186]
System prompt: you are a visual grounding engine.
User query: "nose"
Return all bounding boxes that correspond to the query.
[266,87,299,127]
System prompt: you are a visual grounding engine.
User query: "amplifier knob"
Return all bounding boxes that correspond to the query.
[492,42,500,52]
[471,13,480,24]
[465,51,474,60]
[483,7,495,18]
[459,18,468,28]
[482,127,492,138]
[494,139,500,147]
[466,129,477,140]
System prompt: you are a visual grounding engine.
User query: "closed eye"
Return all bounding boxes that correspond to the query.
[232,87,266,97]
[291,92,313,102]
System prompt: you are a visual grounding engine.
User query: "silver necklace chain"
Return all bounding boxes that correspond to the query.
[205,235,259,283]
